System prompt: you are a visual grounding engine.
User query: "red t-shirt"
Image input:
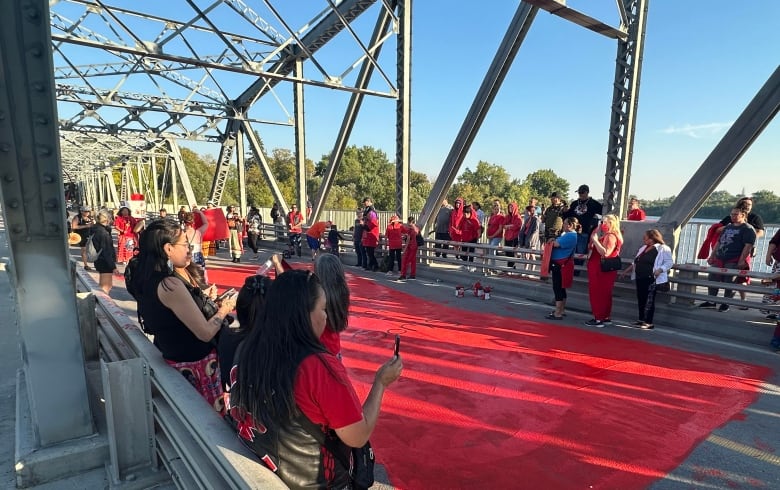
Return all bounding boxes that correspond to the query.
[307,221,329,239]
[486,213,505,239]
[319,327,342,360]
[627,209,646,221]
[288,211,303,233]
[294,354,363,430]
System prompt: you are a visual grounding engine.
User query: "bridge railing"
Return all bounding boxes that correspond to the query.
[74,268,287,489]
[259,227,780,316]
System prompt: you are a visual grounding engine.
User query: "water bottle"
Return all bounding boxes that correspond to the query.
[256,259,273,276]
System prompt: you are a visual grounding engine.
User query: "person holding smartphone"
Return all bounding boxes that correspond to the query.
[228,270,402,489]
[132,219,237,413]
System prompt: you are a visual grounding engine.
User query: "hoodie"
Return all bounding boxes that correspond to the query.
[503,202,522,241]
[449,197,465,242]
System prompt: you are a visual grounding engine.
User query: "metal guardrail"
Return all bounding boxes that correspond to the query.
[74,268,288,489]
[259,227,780,315]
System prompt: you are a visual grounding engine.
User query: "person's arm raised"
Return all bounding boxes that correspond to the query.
[158,277,236,342]
[335,356,402,448]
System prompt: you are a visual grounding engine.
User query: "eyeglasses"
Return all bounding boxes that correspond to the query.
[173,242,193,251]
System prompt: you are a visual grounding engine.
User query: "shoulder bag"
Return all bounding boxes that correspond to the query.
[600,256,622,272]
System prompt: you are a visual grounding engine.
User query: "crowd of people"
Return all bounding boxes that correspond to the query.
[63,185,780,488]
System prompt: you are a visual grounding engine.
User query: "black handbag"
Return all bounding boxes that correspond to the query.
[600,256,622,272]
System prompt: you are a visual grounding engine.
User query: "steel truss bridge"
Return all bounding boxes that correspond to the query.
[0,0,778,487]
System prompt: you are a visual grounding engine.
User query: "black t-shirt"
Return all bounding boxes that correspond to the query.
[564,197,602,235]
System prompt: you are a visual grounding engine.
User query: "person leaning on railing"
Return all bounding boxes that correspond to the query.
[698,207,756,312]
[619,229,673,330]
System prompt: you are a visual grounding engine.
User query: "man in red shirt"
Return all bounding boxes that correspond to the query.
[627,198,646,221]
[287,205,304,257]
[305,220,332,260]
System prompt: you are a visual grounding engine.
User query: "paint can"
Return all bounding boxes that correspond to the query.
[483,286,492,300]
[455,285,465,298]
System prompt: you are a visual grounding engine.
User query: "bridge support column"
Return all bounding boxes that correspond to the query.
[0,0,105,485]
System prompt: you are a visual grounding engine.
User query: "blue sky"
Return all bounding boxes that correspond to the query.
[56,0,777,202]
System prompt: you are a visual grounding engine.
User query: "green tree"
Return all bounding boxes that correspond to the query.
[450,161,526,207]
[523,169,570,203]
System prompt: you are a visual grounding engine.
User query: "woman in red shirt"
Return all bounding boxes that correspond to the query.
[503,202,522,271]
[114,206,138,265]
[228,271,402,489]
[385,215,404,274]
[459,204,481,269]
[585,214,623,327]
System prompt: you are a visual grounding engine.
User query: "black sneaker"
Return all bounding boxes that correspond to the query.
[585,319,604,328]
[718,304,730,312]
[767,313,778,320]
[698,301,717,309]
[408,276,416,280]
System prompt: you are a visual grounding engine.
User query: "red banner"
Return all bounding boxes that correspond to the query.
[196,208,229,241]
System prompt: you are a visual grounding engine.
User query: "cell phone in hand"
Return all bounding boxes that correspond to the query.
[393,334,400,357]
[217,288,237,301]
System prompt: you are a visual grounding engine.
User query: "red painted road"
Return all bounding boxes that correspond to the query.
[208,264,771,489]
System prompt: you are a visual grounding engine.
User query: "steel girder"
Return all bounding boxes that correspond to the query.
[418,3,539,232]
[0,0,94,448]
[208,0,389,207]
[310,6,395,222]
[601,0,648,218]
[51,0,399,198]
[658,66,780,229]
[395,0,411,221]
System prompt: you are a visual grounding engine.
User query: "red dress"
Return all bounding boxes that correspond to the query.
[587,232,622,321]
[114,215,138,263]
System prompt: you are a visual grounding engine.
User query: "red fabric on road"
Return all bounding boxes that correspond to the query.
[207,267,770,489]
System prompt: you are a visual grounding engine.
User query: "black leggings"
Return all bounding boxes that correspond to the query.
[505,238,519,267]
[636,277,658,323]
[388,249,402,271]
[365,246,378,270]
[551,262,566,301]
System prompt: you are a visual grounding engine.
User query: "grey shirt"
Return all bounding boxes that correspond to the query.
[434,206,452,234]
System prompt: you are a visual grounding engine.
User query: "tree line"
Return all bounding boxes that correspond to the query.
[159,144,778,223]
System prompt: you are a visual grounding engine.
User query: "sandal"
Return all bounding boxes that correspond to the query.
[545,313,564,320]
[84,265,92,271]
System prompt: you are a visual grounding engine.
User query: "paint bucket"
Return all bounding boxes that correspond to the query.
[483,286,492,300]
[455,286,465,298]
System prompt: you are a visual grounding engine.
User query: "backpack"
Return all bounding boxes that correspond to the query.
[124,256,140,300]
[85,234,102,262]
[415,233,424,247]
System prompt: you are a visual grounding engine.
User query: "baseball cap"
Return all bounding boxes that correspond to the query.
[577,185,589,193]
[550,192,560,198]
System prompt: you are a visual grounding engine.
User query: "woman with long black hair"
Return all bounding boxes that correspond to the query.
[132,219,237,412]
[228,270,402,489]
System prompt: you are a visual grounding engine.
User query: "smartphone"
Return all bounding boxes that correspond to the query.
[217,288,236,301]
[393,334,401,357]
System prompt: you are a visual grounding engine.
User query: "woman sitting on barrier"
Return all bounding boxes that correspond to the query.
[619,229,673,330]
[228,270,402,489]
[585,214,623,328]
[132,219,237,413]
[545,217,580,320]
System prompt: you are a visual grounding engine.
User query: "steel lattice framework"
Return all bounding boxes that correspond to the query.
[51,0,404,214]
